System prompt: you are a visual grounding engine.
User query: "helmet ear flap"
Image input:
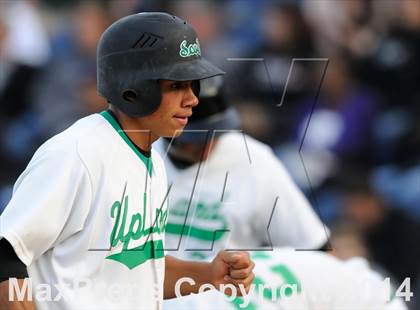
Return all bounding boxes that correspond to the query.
[111,81,161,117]
[122,89,138,103]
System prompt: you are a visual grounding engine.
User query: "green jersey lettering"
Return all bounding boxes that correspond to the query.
[106,191,167,269]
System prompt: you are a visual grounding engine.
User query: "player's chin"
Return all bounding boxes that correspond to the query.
[160,127,185,139]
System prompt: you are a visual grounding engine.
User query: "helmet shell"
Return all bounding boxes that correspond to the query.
[97,12,225,116]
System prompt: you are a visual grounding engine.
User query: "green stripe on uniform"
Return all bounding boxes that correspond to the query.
[165,223,227,241]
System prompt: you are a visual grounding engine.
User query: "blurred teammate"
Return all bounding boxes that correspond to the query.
[157,76,329,261]
[0,13,254,310]
[165,248,408,310]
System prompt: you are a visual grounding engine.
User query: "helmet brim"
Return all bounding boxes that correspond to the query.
[160,57,225,81]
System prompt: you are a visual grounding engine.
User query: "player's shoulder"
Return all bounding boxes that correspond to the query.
[223,133,291,177]
[31,113,109,168]
[218,132,275,160]
[342,257,385,284]
[39,113,105,147]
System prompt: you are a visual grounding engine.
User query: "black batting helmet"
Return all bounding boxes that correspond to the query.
[97,12,225,117]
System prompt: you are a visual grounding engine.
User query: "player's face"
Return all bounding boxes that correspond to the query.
[139,80,199,139]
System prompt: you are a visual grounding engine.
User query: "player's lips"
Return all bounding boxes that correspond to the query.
[173,113,191,126]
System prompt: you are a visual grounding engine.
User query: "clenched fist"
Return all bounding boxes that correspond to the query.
[210,251,255,296]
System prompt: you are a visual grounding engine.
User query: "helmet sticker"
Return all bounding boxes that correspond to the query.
[179,38,201,58]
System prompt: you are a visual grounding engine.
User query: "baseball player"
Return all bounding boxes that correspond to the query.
[164,248,408,310]
[156,76,329,261]
[0,13,254,310]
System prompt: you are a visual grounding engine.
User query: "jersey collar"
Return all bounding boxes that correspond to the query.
[100,111,153,176]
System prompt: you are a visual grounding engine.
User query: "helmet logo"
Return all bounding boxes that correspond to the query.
[179,38,201,58]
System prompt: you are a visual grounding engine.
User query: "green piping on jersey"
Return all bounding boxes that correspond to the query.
[100,111,153,176]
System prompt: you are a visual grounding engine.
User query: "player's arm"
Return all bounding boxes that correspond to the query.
[0,147,91,310]
[0,280,35,310]
[163,251,255,299]
[0,239,35,310]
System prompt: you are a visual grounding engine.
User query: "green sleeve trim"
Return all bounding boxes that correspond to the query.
[100,111,153,176]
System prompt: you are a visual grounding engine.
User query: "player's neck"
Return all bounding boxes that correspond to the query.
[109,106,158,152]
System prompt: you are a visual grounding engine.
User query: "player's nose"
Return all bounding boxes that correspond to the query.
[182,84,199,108]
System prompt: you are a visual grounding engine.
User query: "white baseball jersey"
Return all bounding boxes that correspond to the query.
[157,132,328,260]
[164,248,408,310]
[0,111,169,309]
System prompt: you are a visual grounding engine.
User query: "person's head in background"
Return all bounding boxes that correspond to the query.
[72,2,110,113]
[321,57,354,105]
[73,1,109,57]
[340,169,388,233]
[166,76,240,167]
[398,0,420,30]
[261,2,313,54]
[0,17,6,50]
[170,0,220,47]
[330,221,370,260]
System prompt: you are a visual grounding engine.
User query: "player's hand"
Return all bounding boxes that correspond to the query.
[210,250,255,296]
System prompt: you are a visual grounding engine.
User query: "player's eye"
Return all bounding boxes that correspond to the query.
[170,81,192,90]
[171,82,183,90]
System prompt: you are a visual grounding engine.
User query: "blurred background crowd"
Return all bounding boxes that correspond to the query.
[0,0,419,308]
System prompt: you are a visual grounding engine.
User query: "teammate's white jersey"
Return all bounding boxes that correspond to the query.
[164,248,408,310]
[157,132,328,260]
[0,111,169,309]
